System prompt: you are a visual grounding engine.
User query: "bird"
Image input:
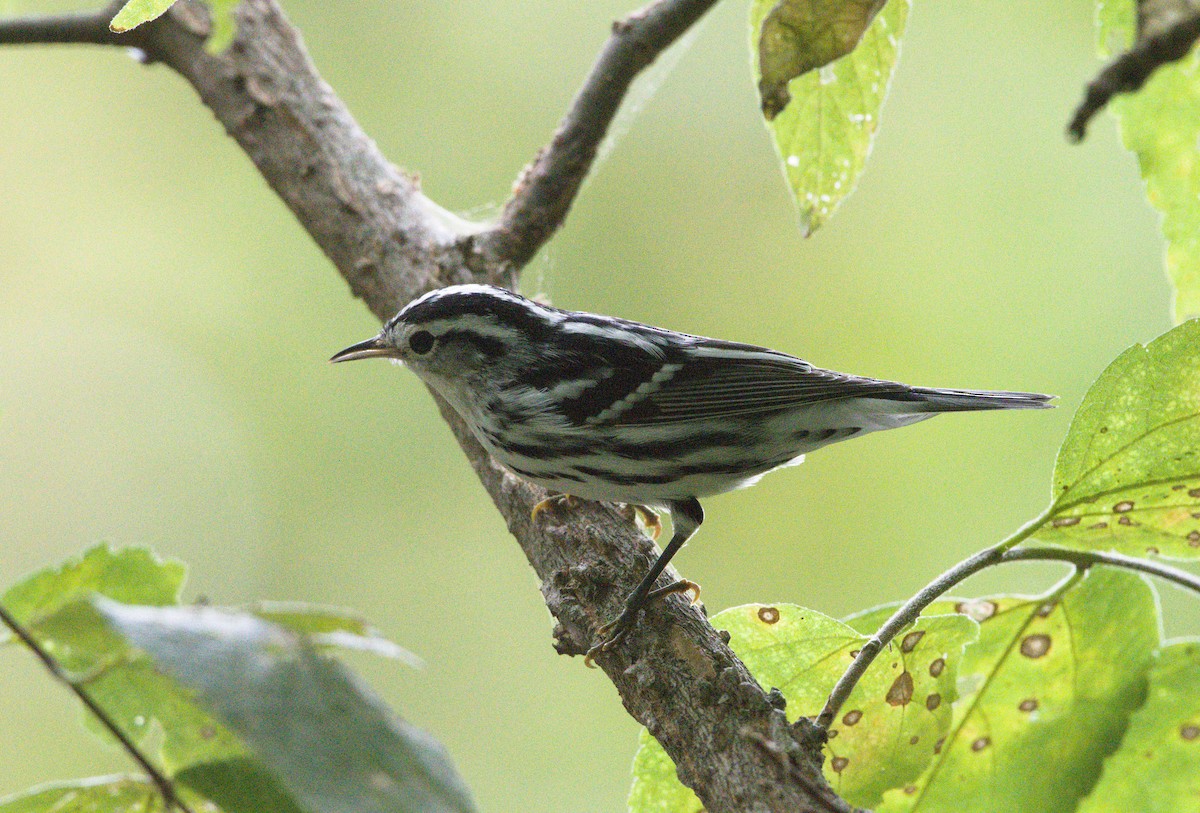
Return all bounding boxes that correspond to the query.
[331,284,1052,661]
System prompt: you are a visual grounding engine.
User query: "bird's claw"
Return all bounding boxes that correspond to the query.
[582,579,702,667]
[530,493,576,522]
[583,613,635,668]
[632,505,662,540]
[649,578,701,605]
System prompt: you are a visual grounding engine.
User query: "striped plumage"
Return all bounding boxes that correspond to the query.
[332,284,1052,658]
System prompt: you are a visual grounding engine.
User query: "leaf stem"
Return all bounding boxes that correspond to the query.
[817,516,1200,729]
[0,601,194,813]
[1005,547,1200,594]
[815,508,1047,730]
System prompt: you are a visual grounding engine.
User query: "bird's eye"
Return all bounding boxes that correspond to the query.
[409,330,435,355]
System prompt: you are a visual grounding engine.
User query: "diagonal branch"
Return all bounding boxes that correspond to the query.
[472,0,720,271]
[0,1,845,811]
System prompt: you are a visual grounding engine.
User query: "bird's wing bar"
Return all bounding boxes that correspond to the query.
[602,342,911,426]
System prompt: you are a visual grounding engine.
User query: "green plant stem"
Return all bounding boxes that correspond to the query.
[815,510,1043,730]
[0,601,194,813]
[817,532,1200,730]
[1006,547,1200,594]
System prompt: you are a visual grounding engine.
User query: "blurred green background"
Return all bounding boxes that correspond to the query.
[0,1,1190,810]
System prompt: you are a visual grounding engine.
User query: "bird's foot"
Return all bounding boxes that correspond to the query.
[530,493,577,522]
[584,609,637,668]
[632,505,662,540]
[583,579,702,667]
[648,578,701,605]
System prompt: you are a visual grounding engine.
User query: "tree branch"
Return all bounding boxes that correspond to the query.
[471,0,721,271]
[0,1,845,811]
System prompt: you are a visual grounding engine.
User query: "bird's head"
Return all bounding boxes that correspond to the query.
[331,284,549,402]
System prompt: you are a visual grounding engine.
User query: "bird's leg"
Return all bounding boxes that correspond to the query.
[632,505,662,540]
[585,498,703,665]
[530,493,577,522]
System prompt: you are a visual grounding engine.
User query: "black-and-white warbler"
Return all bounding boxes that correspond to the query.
[332,284,1052,658]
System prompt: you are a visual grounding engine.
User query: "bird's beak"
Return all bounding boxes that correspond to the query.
[329,336,401,363]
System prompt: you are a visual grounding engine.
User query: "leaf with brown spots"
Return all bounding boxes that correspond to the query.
[1036,320,1200,558]
[1077,641,1200,813]
[876,568,1159,813]
[628,605,977,810]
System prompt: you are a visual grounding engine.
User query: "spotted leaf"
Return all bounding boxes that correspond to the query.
[749,0,909,235]
[877,568,1158,813]
[628,604,977,810]
[1036,320,1200,558]
[1077,641,1200,812]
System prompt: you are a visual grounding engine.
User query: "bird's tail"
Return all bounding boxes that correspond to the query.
[905,387,1054,412]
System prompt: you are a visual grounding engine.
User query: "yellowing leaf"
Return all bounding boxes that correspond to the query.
[750,0,909,235]
[1036,320,1200,558]
[629,604,976,810]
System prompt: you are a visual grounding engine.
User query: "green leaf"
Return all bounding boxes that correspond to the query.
[109,0,177,33]
[98,600,478,813]
[205,0,239,53]
[176,758,306,813]
[755,0,887,119]
[1035,320,1200,557]
[1077,641,1200,812]
[750,0,908,235]
[83,655,249,771]
[109,0,237,51]
[628,729,703,813]
[1095,0,1135,58]
[0,547,246,769]
[0,776,167,813]
[1,545,184,636]
[628,604,977,810]
[877,568,1158,813]
[252,601,422,664]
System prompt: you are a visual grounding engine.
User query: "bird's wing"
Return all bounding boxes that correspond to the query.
[591,341,912,427]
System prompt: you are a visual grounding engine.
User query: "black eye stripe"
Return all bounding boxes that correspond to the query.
[438,329,506,359]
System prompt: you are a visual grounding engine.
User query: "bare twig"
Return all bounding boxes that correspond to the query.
[0,2,846,810]
[817,516,1200,728]
[471,0,721,271]
[0,3,124,47]
[1005,546,1200,594]
[0,602,194,813]
[1069,5,1200,141]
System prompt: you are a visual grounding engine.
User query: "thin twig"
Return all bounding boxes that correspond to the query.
[0,3,126,47]
[1005,546,1200,594]
[1068,8,1200,141]
[817,516,1200,728]
[473,0,720,272]
[0,602,193,813]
